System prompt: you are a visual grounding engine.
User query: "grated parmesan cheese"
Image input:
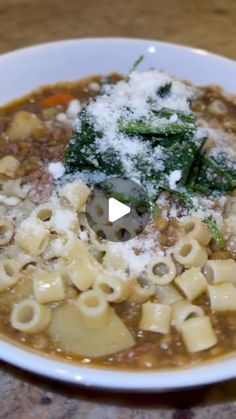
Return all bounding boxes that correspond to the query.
[168,170,182,190]
[106,226,164,277]
[66,99,81,119]
[72,70,198,187]
[56,99,81,127]
[51,207,78,233]
[48,162,65,179]
[0,194,20,206]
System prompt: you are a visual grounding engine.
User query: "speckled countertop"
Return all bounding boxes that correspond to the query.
[1,0,236,418]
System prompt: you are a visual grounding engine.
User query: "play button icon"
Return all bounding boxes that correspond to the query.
[85,177,151,242]
[108,198,130,222]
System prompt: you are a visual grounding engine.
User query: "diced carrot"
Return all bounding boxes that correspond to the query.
[40,92,75,108]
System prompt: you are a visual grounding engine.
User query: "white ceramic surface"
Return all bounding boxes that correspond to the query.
[0,38,236,391]
[0,38,236,105]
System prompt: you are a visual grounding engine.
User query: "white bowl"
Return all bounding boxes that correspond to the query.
[0,38,236,391]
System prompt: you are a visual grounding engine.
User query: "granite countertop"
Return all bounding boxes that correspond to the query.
[1,0,236,418]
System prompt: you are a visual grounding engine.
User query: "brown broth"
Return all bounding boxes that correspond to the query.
[0,76,236,371]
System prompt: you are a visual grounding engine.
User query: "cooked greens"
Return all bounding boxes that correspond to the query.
[128,54,144,74]
[190,151,236,194]
[204,216,225,249]
[64,73,235,248]
[65,105,204,191]
[119,108,196,137]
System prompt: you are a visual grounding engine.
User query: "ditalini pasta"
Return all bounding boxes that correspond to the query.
[76,289,111,328]
[128,279,155,303]
[11,299,51,334]
[59,180,90,211]
[174,238,208,268]
[147,256,176,285]
[94,274,130,303]
[204,259,236,285]
[2,178,29,198]
[172,299,204,332]
[180,216,212,246]
[33,203,54,225]
[140,302,172,334]
[51,207,79,234]
[33,270,66,304]
[15,252,38,270]
[175,267,207,301]
[64,234,100,291]
[15,218,50,256]
[0,219,14,245]
[155,284,183,305]
[181,316,217,352]
[0,258,20,291]
[0,69,236,370]
[208,282,236,311]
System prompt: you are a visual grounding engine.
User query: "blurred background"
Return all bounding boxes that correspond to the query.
[0,0,236,59]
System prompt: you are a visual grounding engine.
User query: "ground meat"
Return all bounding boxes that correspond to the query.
[27,172,54,204]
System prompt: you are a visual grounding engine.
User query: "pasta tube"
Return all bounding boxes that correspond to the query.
[0,219,14,245]
[59,180,90,211]
[174,238,208,268]
[156,284,183,305]
[15,217,50,256]
[204,259,236,284]
[0,258,20,292]
[172,299,204,332]
[181,316,217,352]
[64,235,101,291]
[140,302,172,334]
[180,215,212,246]
[208,282,236,311]
[95,274,129,303]
[76,289,111,328]
[175,267,207,301]
[11,299,51,334]
[147,256,176,285]
[33,270,66,304]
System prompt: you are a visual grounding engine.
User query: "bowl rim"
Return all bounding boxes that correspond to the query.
[1,338,236,391]
[0,36,235,65]
[0,37,236,391]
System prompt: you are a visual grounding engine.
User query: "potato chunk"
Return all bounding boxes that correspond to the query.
[7,111,44,140]
[0,156,20,178]
[49,303,135,357]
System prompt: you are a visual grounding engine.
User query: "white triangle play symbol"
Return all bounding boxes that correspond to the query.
[108,197,131,223]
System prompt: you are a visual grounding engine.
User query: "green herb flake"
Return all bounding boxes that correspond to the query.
[157,82,172,98]
[204,216,225,249]
[129,55,144,74]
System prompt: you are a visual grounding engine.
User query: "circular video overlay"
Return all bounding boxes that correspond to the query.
[85,177,151,242]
